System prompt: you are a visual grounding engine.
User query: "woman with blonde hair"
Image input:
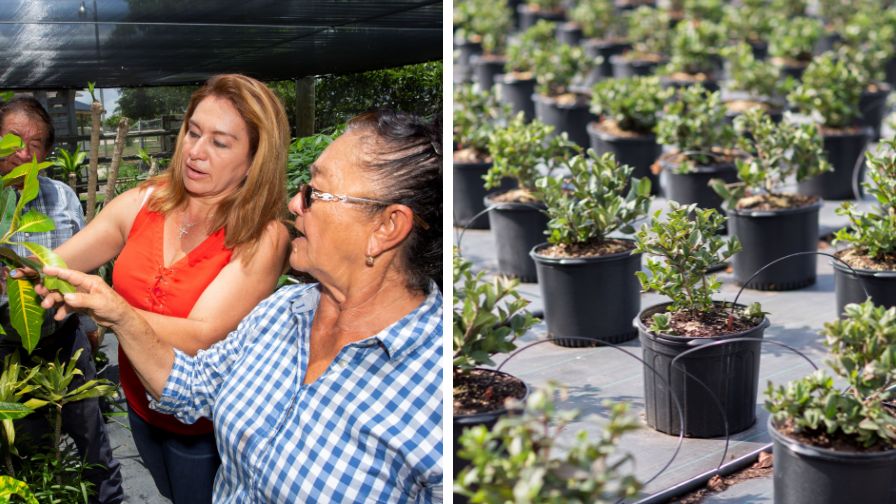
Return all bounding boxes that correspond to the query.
[14,73,291,502]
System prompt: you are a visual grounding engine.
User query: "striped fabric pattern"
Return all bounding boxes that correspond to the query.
[153,282,443,503]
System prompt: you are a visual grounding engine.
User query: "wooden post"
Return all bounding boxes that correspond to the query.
[86,100,103,222]
[295,77,315,137]
[104,117,130,206]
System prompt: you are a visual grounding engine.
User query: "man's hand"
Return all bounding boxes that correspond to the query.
[37,266,133,328]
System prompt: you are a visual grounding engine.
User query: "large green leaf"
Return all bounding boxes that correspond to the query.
[0,247,43,272]
[0,475,38,504]
[0,187,15,237]
[0,400,32,420]
[7,278,44,354]
[21,242,76,293]
[0,133,22,158]
[17,209,55,233]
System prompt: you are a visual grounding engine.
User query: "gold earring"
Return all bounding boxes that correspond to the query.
[366,255,375,267]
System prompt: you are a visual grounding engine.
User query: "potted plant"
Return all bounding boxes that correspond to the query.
[611,6,671,78]
[484,114,581,281]
[839,11,895,141]
[461,0,514,90]
[831,139,896,315]
[501,20,558,121]
[453,84,513,229]
[720,42,790,122]
[633,202,770,437]
[655,84,738,215]
[453,251,537,478]
[766,300,896,504]
[530,151,652,346]
[816,0,854,50]
[455,382,642,502]
[721,0,774,59]
[659,18,726,91]
[454,0,484,83]
[531,37,592,147]
[518,0,566,31]
[588,75,671,191]
[710,108,831,290]
[565,0,630,84]
[788,52,867,200]
[767,16,824,80]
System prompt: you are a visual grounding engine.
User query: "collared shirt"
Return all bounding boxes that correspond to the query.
[152,282,444,503]
[1,176,83,337]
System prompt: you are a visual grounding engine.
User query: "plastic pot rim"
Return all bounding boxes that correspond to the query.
[586,121,656,143]
[659,158,737,174]
[635,301,771,344]
[483,193,546,212]
[529,240,641,265]
[819,125,873,140]
[453,367,529,426]
[831,253,896,279]
[531,92,590,109]
[768,417,896,463]
[499,73,535,85]
[726,197,823,218]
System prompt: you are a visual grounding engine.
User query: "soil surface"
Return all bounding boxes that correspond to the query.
[652,148,742,175]
[645,307,759,337]
[504,70,534,81]
[672,451,774,504]
[725,99,773,114]
[819,125,866,136]
[836,247,896,271]
[736,193,818,211]
[664,71,712,82]
[454,147,490,164]
[454,368,527,416]
[770,56,809,68]
[591,119,649,138]
[620,51,665,63]
[542,92,588,106]
[488,188,540,204]
[537,238,635,259]
[776,418,896,453]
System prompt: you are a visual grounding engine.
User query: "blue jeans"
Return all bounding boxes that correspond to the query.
[128,409,220,504]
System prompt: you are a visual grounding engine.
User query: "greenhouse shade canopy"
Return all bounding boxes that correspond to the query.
[0,0,442,89]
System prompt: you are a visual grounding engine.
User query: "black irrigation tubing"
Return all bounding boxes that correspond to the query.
[494,336,686,489]
[669,338,819,472]
[454,202,545,256]
[851,142,869,202]
[730,251,869,310]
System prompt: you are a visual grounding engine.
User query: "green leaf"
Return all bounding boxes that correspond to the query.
[16,209,55,233]
[0,247,42,272]
[20,242,76,293]
[0,187,16,236]
[6,278,44,354]
[0,401,32,420]
[0,475,38,504]
[0,133,23,158]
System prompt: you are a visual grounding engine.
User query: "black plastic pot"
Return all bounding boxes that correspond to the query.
[637,302,769,437]
[859,84,891,142]
[587,122,660,194]
[485,196,548,282]
[660,159,737,214]
[453,160,515,229]
[660,75,720,93]
[453,368,528,478]
[748,40,768,60]
[499,74,536,122]
[833,257,896,317]
[471,54,506,91]
[455,39,483,84]
[774,60,807,81]
[583,40,631,85]
[887,56,896,89]
[530,241,641,346]
[556,22,583,46]
[533,93,592,148]
[797,127,871,201]
[611,54,662,78]
[727,199,822,290]
[769,418,896,504]
[517,5,565,30]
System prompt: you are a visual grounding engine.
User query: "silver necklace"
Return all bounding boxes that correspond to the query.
[177,219,197,238]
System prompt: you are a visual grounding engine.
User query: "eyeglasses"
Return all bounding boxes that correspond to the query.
[298,184,430,230]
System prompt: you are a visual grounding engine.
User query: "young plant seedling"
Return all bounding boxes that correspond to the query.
[788,52,862,130]
[655,85,735,172]
[591,76,671,135]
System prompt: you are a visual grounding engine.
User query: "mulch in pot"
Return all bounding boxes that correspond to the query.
[454,369,527,416]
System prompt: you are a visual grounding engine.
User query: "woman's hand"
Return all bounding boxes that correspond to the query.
[37,266,133,328]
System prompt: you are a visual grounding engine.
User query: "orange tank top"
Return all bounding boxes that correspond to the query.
[113,205,232,435]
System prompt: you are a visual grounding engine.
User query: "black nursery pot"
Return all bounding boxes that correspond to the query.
[587,123,661,194]
[530,242,641,346]
[798,127,871,201]
[453,369,528,478]
[727,199,822,290]
[471,55,507,91]
[533,93,592,148]
[499,74,536,122]
[583,40,632,85]
[556,22,583,46]
[485,195,548,282]
[610,54,662,78]
[637,302,769,437]
[455,39,483,84]
[453,160,514,229]
[769,419,896,504]
[660,160,737,214]
[859,84,891,142]
[517,5,565,30]
[833,258,896,317]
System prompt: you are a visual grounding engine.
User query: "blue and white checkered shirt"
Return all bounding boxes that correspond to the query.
[151,282,444,503]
